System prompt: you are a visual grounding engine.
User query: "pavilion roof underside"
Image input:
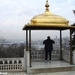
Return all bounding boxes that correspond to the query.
[23,25,75,30]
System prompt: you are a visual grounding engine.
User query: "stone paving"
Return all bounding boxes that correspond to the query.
[0,71,75,75]
[32,61,70,68]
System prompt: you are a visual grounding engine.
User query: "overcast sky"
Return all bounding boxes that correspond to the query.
[0,0,75,41]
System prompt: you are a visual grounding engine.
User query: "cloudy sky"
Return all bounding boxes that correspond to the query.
[0,0,75,41]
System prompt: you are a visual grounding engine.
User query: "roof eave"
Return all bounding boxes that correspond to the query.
[22,25,75,30]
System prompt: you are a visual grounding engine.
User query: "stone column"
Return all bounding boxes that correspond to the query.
[27,51,30,67]
[23,49,27,71]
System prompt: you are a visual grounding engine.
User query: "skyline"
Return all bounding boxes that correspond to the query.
[0,0,75,40]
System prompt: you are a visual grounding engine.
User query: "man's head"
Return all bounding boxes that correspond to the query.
[47,36,50,39]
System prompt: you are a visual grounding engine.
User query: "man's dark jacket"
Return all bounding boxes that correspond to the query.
[43,38,55,51]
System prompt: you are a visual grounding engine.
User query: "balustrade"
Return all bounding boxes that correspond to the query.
[31,50,70,62]
[0,58,24,71]
[0,49,70,71]
[31,50,60,61]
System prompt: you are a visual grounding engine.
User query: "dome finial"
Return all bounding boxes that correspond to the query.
[45,0,49,11]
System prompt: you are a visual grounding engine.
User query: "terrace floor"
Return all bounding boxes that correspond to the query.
[1,71,75,75]
[31,60,71,68]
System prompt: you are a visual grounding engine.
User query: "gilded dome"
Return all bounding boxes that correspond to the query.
[27,0,69,26]
[30,11,69,26]
[23,0,75,30]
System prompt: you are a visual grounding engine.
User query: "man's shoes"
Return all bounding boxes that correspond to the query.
[48,60,51,63]
[45,60,47,63]
[49,61,51,63]
[44,60,51,63]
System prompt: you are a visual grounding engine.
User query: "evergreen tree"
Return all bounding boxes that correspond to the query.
[71,23,75,51]
[72,35,75,51]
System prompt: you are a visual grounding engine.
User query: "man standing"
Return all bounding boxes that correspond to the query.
[43,36,55,62]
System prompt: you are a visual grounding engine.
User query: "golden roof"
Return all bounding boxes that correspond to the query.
[30,11,69,26]
[23,0,75,30]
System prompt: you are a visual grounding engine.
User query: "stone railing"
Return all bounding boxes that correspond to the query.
[0,49,71,72]
[31,50,60,61]
[0,58,25,72]
[62,50,70,62]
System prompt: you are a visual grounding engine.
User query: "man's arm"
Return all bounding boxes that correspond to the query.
[52,40,55,44]
[43,40,46,44]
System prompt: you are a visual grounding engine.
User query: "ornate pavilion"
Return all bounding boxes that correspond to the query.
[23,0,75,69]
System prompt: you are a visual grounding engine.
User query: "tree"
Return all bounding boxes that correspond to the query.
[72,35,75,51]
[71,23,75,51]
[0,37,25,58]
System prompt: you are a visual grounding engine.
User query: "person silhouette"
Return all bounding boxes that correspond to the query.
[43,36,55,62]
